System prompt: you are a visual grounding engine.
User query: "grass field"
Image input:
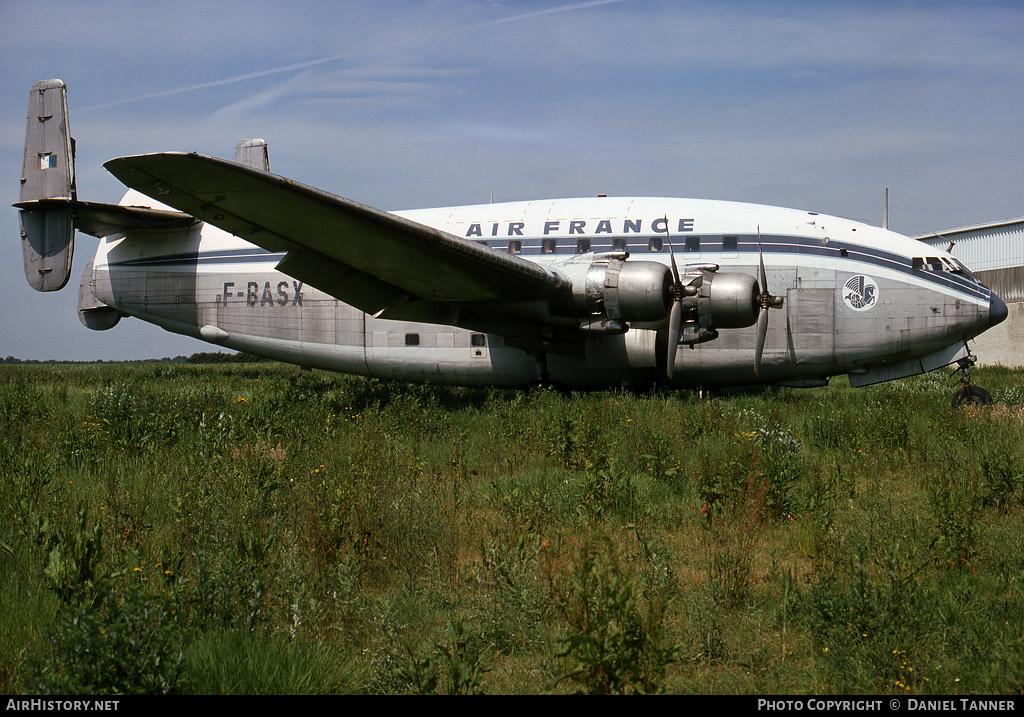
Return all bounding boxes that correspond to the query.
[1,361,1023,694]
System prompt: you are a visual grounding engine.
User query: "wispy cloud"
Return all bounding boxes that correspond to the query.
[79,0,627,113]
[79,55,355,112]
[473,0,624,27]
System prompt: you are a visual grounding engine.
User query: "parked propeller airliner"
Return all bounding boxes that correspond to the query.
[16,80,1008,399]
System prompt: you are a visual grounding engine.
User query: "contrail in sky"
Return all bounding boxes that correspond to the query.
[80,0,625,112]
[473,0,623,27]
[79,55,354,111]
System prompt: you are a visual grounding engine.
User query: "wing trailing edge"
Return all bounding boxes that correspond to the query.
[104,152,570,314]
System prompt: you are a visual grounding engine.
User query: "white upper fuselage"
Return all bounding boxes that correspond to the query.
[90,190,999,389]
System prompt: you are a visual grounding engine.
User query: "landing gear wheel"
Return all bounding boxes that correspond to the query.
[950,351,992,410]
[952,386,993,409]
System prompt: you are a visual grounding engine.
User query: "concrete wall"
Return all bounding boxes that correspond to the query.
[915,220,1023,368]
[972,299,1024,368]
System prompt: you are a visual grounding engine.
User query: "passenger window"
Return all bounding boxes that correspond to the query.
[721,234,739,259]
[508,240,522,254]
[648,237,663,252]
[576,239,591,254]
[541,239,557,254]
[404,333,420,346]
[612,237,627,252]
[685,235,700,252]
[470,333,487,347]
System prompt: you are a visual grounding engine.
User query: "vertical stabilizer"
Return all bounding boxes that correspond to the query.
[235,138,270,172]
[17,79,76,291]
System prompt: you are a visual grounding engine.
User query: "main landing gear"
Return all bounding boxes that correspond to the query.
[951,354,994,409]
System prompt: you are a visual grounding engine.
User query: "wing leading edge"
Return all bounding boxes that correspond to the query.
[103,153,569,323]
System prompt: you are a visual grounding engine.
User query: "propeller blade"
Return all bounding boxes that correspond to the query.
[663,214,684,380]
[753,306,768,376]
[666,301,682,379]
[753,225,782,375]
[665,215,680,283]
[758,225,768,296]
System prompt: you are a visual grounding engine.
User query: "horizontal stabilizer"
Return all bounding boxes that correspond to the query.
[14,198,198,239]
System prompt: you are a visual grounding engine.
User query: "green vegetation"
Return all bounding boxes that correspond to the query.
[1,362,1023,694]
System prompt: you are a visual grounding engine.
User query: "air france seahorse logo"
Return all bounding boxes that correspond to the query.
[843,275,879,311]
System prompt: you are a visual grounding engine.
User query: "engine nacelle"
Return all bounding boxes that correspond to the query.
[562,255,674,323]
[690,271,760,329]
[554,255,761,336]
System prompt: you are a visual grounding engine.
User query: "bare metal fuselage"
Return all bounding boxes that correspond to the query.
[83,192,1003,390]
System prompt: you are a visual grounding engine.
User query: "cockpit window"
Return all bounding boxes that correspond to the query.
[912,256,981,283]
[951,259,980,282]
[914,256,947,271]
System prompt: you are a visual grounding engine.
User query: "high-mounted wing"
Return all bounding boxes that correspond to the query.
[104,153,568,320]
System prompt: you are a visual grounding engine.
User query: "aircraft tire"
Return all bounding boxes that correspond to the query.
[952,386,993,409]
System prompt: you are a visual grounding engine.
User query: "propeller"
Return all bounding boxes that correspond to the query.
[664,216,684,380]
[753,226,784,376]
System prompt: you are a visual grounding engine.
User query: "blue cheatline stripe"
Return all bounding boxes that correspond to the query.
[107,234,992,303]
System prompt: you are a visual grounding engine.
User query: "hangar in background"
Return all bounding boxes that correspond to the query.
[916,217,1024,367]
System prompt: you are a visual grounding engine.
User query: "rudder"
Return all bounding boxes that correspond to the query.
[235,138,270,171]
[17,79,76,292]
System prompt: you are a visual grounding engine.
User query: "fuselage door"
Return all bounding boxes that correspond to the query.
[470,333,488,359]
[786,287,836,364]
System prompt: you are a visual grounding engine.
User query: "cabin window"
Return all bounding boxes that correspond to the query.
[404,333,420,346]
[541,239,557,254]
[685,235,701,252]
[612,237,627,252]
[470,333,487,347]
[648,237,663,252]
[508,240,522,254]
[723,235,738,252]
[576,239,591,254]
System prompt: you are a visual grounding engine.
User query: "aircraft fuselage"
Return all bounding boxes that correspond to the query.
[84,192,1004,390]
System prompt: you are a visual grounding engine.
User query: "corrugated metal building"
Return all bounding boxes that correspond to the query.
[915,218,1024,367]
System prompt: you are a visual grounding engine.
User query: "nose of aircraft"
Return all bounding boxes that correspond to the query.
[988,291,1008,329]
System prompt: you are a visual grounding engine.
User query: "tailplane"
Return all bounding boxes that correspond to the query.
[14,81,272,295]
[17,79,76,292]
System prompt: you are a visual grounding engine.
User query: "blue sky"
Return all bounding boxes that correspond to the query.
[2,0,1022,360]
